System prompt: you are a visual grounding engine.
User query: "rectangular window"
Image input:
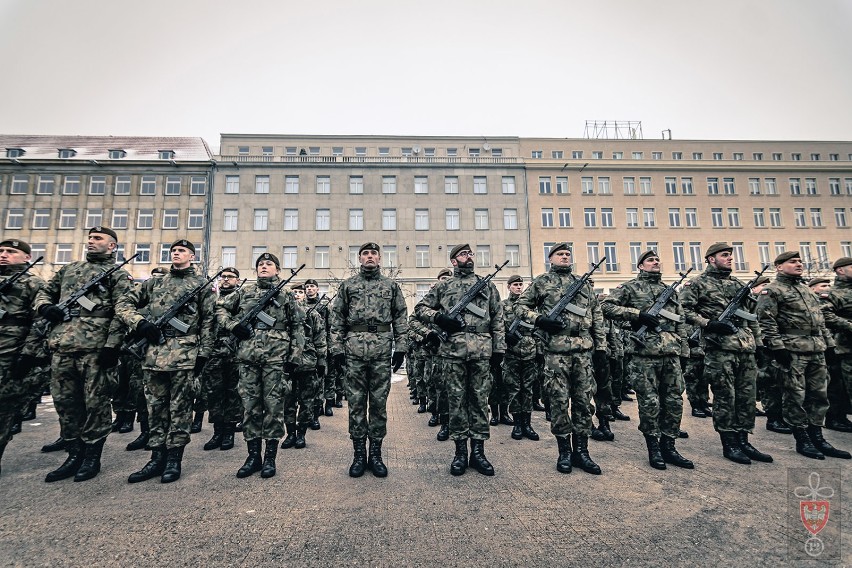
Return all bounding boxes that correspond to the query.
[598,177,611,194]
[830,178,841,195]
[572,151,584,159]
[749,178,761,195]
[501,176,515,194]
[59,209,77,229]
[140,175,156,195]
[416,245,430,268]
[504,209,518,230]
[223,209,238,231]
[415,176,429,194]
[639,177,652,195]
[475,246,491,268]
[382,209,397,230]
[531,150,543,159]
[10,175,28,194]
[281,246,297,269]
[85,209,103,228]
[643,208,656,228]
[162,209,179,229]
[349,209,364,231]
[603,242,618,272]
[790,178,801,195]
[669,208,681,227]
[592,151,603,159]
[315,246,329,269]
[632,152,643,159]
[55,244,73,264]
[415,209,429,230]
[444,176,459,194]
[689,242,703,270]
[251,246,267,266]
[225,175,239,194]
[587,243,601,269]
[685,208,698,227]
[222,246,236,268]
[816,242,829,270]
[665,177,677,195]
[552,150,564,159]
[843,242,852,258]
[727,208,741,228]
[473,176,487,194]
[757,242,770,267]
[623,177,635,195]
[539,177,552,194]
[626,208,639,228]
[652,152,662,160]
[681,177,694,195]
[713,152,724,160]
[629,242,643,272]
[316,176,330,194]
[32,208,51,229]
[556,177,568,194]
[581,177,594,195]
[37,175,55,195]
[5,209,23,229]
[769,208,782,227]
[732,243,747,271]
[285,175,300,194]
[753,208,766,228]
[505,245,520,267]
[847,179,852,195]
[672,152,683,160]
[810,208,823,227]
[446,209,460,230]
[308,147,320,156]
[707,178,719,195]
[541,208,554,228]
[384,245,397,268]
[315,209,330,231]
[355,147,366,157]
[584,208,597,228]
[693,152,703,160]
[165,176,181,195]
[112,209,128,229]
[115,245,125,262]
[601,207,613,227]
[723,178,736,195]
[613,152,623,160]
[558,208,572,228]
[188,209,204,229]
[63,175,80,195]
[190,176,206,195]
[672,242,686,272]
[416,284,430,301]
[253,209,268,231]
[283,209,299,231]
[772,153,782,161]
[475,209,489,230]
[733,153,744,161]
[159,244,171,264]
[805,178,817,195]
[794,208,807,228]
[113,175,131,195]
[835,208,848,228]
[255,175,269,194]
[382,176,397,194]
[811,153,820,161]
[711,208,724,228]
[765,178,778,195]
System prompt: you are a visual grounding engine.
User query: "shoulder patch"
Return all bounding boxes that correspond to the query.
[820,293,829,298]
[760,290,769,295]
[684,281,692,286]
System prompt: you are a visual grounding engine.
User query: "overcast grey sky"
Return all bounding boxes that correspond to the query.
[2,0,851,151]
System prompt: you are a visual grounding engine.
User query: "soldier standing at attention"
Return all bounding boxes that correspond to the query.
[305,279,335,418]
[217,253,305,479]
[821,257,852,432]
[330,243,408,478]
[756,251,850,460]
[117,239,216,483]
[428,268,453,437]
[602,250,694,471]
[516,244,605,474]
[679,243,772,465]
[35,227,132,482]
[502,275,539,442]
[0,240,43,476]
[415,244,504,477]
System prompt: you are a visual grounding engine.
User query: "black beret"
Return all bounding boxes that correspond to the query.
[752,276,771,287]
[437,268,453,280]
[774,251,800,265]
[150,267,167,276]
[507,275,523,285]
[0,239,31,255]
[170,239,196,254]
[449,243,471,259]
[548,242,571,258]
[637,250,659,267]
[305,278,318,286]
[808,277,830,287]
[832,257,852,270]
[221,267,240,278]
[89,226,118,241]
[256,252,280,269]
[705,242,733,258]
[291,283,305,291]
[359,242,380,254]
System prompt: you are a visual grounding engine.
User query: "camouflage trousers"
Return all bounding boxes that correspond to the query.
[410,351,429,398]
[345,355,391,441]
[143,369,199,449]
[826,356,852,419]
[326,355,345,400]
[52,352,116,444]
[756,360,784,419]
[683,356,710,409]
[608,355,625,409]
[592,355,614,420]
[20,361,50,416]
[534,354,548,406]
[704,349,756,433]
[443,357,492,441]
[284,370,319,430]
[781,353,829,428]
[201,355,242,424]
[543,351,594,438]
[487,360,507,407]
[238,362,289,442]
[426,355,448,415]
[0,357,24,450]
[627,354,684,439]
[314,369,326,407]
[504,355,535,414]
[112,356,145,414]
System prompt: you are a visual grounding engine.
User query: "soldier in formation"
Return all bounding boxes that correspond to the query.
[821,257,852,432]
[501,275,539,442]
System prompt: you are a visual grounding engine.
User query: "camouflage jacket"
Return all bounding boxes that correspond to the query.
[605,317,626,358]
[415,266,505,360]
[34,254,131,353]
[756,273,833,353]
[297,307,327,371]
[819,277,852,355]
[407,314,430,356]
[216,276,305,365]
[601,271,689,357]
[516,266,606,355]
[210,287,239,358]
[329,267,408,359]
[115,265,216,371]
[502,294,536,360]
[0,264,44,359]
[679,266,761,353]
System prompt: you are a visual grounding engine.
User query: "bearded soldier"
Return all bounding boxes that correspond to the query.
[821,257,852,432]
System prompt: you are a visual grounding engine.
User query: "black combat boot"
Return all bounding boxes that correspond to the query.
[10,417,21,435]
[436,414,450,441]
[237,439,263,478]
[825,415,852,433]
[281,423,297,449]
[260,440,278,478]
[311,403,322,430]
[489,404,500,426]
[428,411,439,427]
[349,438,367,478]
[793,427,824,460]
[415,397,426,414]
[720,431,751,465]
[367,438,388,477]
[234,421,243,432]
[533,400,546,411]
[468,439,494,476]
[22,400,37,421]
[190,411,204,434]
[678,429,689,439]
[521,413,540,441]
[556,436,572,473]
[220,423,236,451]
[611,405,630,421]
[766,417,793,434]
[111,412,122,432]
[807,425,851,459]
[118,411,135,434]
[739,432,773,463]
[126,413,149,451]
[499,405,514,426]
[335,393,344,408]
[691,405,707,418]
[511,413,524,440]
[596,417,614,442]
[203,423,223,451]
[294,428,306,449]
[644,435,666,470]
[450,439,468,476]
[702,403,714,418]
[0,443,5,476]
[45,440,84,482]
[160,446,185,483]
[74,438,106,482]
[571,433,601,475]
[660,435,694,469]
[41,437,66,453]
[324,399,335,417]
[128,446,166,483]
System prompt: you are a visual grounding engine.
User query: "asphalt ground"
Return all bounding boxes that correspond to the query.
[0,375,849,568]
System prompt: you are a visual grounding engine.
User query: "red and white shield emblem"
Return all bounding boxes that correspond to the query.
[800,501,830,535]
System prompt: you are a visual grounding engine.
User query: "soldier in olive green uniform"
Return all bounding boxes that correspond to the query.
[680,243,772,465]
[408,312,438,421]
[0,240,43,476]
[819,258,852,432]
[502,275,539,442]
[602,250,694,471]
[605,316,630,422]
[426,269,452,435]
[35,227,132,482]
[117,239,216,483]
[516,244,605,474]
[756,251,850,460]
[304,279,335,417]
[415,244,504,477]
[330,243,408,478]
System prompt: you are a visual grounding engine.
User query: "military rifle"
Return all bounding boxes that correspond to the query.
[305,293,327,317]
[0,256,43,319]
[437,259,510,342]
[533,257,605,343]
[630,267,693,347]
[123,268,224,360]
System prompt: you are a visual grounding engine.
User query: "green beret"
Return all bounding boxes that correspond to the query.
[256,252,280,269]
[637,250,659,267]
[358,242,380,254]
[304,278,318,286]
[808,277,830,287]
[0,239,31,255]
[705,242,732,258]
[774,250,800,265]
[752,276,770,287]
[449,243,471,259]
[89,226,118,241]
[170,239,196,254]
[832,257,852,270]
[291,283,305,291]
[437,268,453,280]
[221,267,240,278]
[507,275,523,286]
[150,267,167,276]
[548,242,571,258]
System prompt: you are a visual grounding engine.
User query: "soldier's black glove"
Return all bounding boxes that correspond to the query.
[230,323,252,340]
[11,354,37,379]
[424,331,441,350]
[136,319,162,343]
[38,304,66,324]
[391,351,406,373]
[283,361,297,375]
[435,314,464,333]
[332,353,346,373]
[771,348,793,366]
[535,315,565,334]
[193,356,208,376]
[97,347,121,369]
[490,352,504,372]
[506,332,520,347]
[754,346,769,367]
[592,350,609,379]
[706,320,736,335]
[636,311,660,329]
[824,347,837,365]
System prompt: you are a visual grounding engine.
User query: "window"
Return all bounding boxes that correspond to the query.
[501,176,515,194]
[672,242,686,271]
[581,177,594,194]
[475,246,491,268]
[800,242,813,268]
[225,175,239,194]
[757,242,771,267]
[382,176,397,194]
[378,147,390,157]
[835,208,848,228]
[504,209,518,230]
[162,209,179,229]
[10,175,28,194]
[572,151,584,159]
[531,150,543,159]
[707,178,719,195]
[810,153,820,161]
[830,178,841,195]
[769,208,782,228]
[255,175,270,194]
[315,247,329,269]
[115,245,125,262]
[685,208,698,227]
[5,209,23,229]
[416,245,430,268]
[140,175,156,195]
[612,152,623,160]
[252,246,267,266]
[415,209,429,230]
[311,175,329,195]
[285,175,300,194]
[733,153,743,161]
[158,150,174,160]
[59,209,77,229]
[847,179,852,195]
[672,152,683,160]
[598,177,611,194]
[283,209,298,231]
[415,176,429,194]
[62,175,80,195]
[639,177,652,195]
[349,209,364,231]
[250,209,267,231]
[626,208,639,228]
[604,242,618,271]
[805,178,817,195]
[558,208,572,228]
[539,177,552,194]
[165,176,181,195]
[592,151,603,159]
[623,177,636,194]
[190,177,206,195]
[711,208,724,228]
[55,244,73,264]
[632,152,643,160]
[315,209,330,231]
[693,152,703,160]
[652,152,662,160]
[541,208,554,228]
[384,246,397,267]
[723,178,736,195]
[816,242,830,270]
[416,284,430,301]
[32,209,51,229]
[669,208,681,227]
[765,178,778,195]
[732,243,747,271]
[792,153,801,161]
[772,153,783,161]
[713,152,724,160]
[159,244,171,263]
[308,147,319,156]
[401,147,413,157]
[6,148,24,158]
[444,176,459,194]
[665,177,677,195]
[281,246,297,269]
[643,208,656,228]
[446,148,457,157]
[85,209,103,228]
[58,149,76,159]
[753,208,766,228]
[505,245,520,267]
[382,209,397,230]
[112,209,128,229]
[556,176,568,194]
[587,243,601,268]
[261,146,273,157]
[843,242,852,258]
[37,175,55,195]
[188,209,204,229]
[238,146,250,156]
[681,177,694,195]
[446,209,460,230]
[354,147,366,157]
[115,175,131,195]
[794,208,807,228]
[601,208,613,227]
[629,242,643,272]
[753,152,763,161]
[474,209,489,230]
[223,209,238,231]
[552,150,563,159]
[810,208,823,227]
[830,154,839,161]
[749,178,761,195]
[727,208,741,228]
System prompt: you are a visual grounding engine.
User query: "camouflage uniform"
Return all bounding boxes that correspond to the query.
[286,307,326,433]
[502,294,537,416]
[203,286,243,429]
[820,277,852,425]
[681,321,710,413]
[606,318,626,411]
[408,314,436,415]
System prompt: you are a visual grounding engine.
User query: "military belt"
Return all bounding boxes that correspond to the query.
[255,321,289,331]
[562,329,591,338]
[0,316,31,327]
[162,326,199,338]
[451,324,491,335]
[68,308,114,318]
[783,329,820,337]
[349,324,391,333]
